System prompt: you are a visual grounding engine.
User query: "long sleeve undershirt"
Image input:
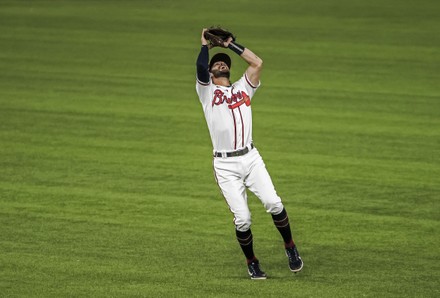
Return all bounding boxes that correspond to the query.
[196,45,210,84]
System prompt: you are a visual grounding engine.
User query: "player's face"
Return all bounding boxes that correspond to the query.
[212,61,229,72]
[211,61,230,79]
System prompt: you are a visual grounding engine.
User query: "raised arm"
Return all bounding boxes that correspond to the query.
[225,38,263,86]
[241,48,263,87]
[196,28,210,84]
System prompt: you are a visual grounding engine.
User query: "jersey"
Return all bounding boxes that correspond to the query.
[196,73,260,153]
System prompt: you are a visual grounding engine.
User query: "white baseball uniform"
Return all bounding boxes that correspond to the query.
[196,73,284,232]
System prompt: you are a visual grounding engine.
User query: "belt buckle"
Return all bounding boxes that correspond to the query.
[221,152,227,158]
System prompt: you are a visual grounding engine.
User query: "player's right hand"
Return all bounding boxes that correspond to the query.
[201,28,209,46]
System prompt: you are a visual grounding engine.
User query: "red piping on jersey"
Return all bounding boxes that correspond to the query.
[231,109,237,150]
[245,73,258,89]
[238,107,244,147]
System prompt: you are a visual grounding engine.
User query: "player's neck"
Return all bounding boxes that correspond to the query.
[212,77,231,87]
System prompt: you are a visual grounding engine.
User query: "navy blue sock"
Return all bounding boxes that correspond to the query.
[272,208,295,248]
[236,229,257,263]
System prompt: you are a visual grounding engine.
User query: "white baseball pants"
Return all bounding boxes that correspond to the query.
[213,147,284,232]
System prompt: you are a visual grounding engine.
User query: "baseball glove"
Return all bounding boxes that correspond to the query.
[204,26,236,48]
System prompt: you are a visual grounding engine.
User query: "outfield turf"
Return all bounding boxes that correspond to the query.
[1,0,439,297]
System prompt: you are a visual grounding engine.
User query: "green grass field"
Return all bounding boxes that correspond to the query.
[1,0,439,297]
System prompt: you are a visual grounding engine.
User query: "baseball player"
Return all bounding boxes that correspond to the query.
[195,28,303,279]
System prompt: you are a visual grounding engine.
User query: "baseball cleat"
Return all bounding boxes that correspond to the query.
[247,260,267,280]
[285,246,303,273]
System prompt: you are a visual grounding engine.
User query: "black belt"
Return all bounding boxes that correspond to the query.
[214,143,254,158]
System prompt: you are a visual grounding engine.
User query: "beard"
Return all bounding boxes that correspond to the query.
[211,69,230,79]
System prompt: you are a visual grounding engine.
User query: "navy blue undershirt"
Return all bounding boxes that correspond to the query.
[196,45,210,84]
